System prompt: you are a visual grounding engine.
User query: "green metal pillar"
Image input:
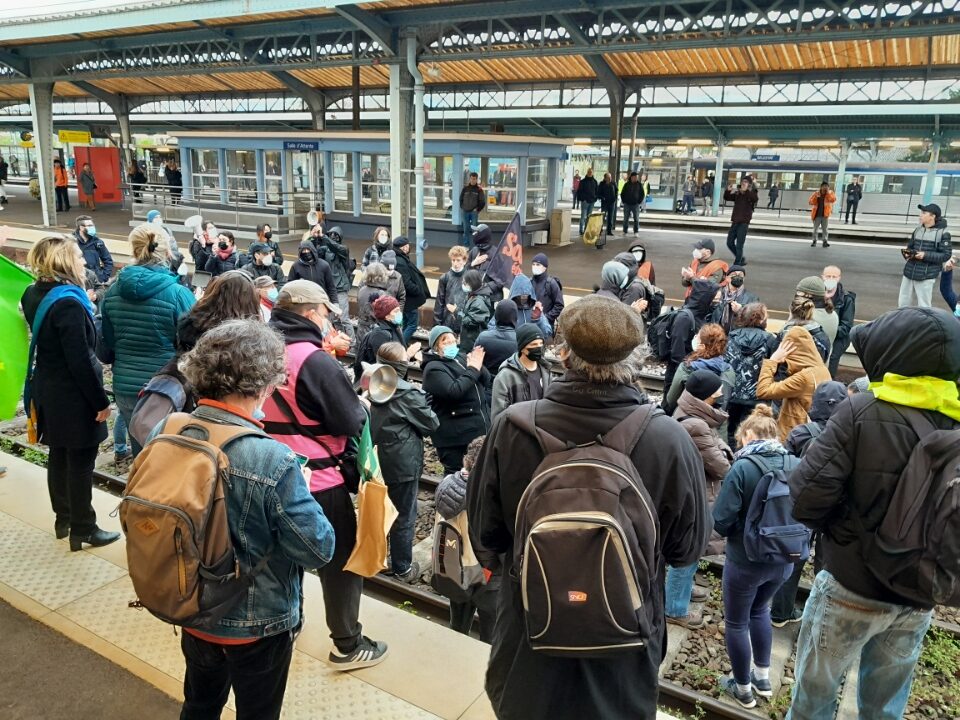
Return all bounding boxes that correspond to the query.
[923,140,941,204]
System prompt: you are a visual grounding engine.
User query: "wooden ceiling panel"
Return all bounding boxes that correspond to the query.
[0,84,29,100]
[87,77,167,95]
[933,35,959,64]
[204,9,333,25]
[212,72,287,91]
[145,74,232,93]
[53,81,88,97]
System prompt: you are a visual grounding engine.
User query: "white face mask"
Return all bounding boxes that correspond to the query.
[151,216,163,225]
[531,264,545,276]
[462,284,471,294]
[823,278,838,291]
[260,255,273,267]
[692,249,703,260]
[377,233,389,244]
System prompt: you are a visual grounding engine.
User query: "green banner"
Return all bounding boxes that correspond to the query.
[357,420,382,483]
[0,255,34,420]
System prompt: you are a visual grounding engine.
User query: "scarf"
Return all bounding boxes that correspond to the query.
[216,248,234,261]
[869,373,960,422]
[734,437,787,461]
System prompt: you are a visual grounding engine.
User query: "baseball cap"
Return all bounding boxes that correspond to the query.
[694,238,716,253]
[276,279,341,314]
[918,203,943,219]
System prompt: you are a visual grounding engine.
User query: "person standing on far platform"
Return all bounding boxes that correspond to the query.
[78,163,97,211]
[598,172,618,236]
[701,175,714,216]
[576,168,599,236]
[898,203,952,308]
[571,170,580,204]
[164,159,183,205]
[640,173,651,212]
[681,174,696,214]
[724,176,758,266]
[767,183,779,209]
[809,182,836,248]
[54,159,70,212]
[845,177,863,224]
[621,171,644,233]
[459,172,486,248]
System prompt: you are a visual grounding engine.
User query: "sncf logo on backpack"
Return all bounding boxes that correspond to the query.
[742,455,810,564]
[862,420,960,607]
[509,403,659,657]
[120,414,270,629]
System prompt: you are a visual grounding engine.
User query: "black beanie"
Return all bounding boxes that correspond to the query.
[495,299,518,328]
[516,322,543,352]
[685,370,723,401]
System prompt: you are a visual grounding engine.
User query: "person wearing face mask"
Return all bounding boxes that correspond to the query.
[681,239,728,299]
[596,259,632,301]
[421,325,491,474]
[475,299,518,377]
[458,269,494,352]
[288,238,338,302]
[362,226,392,269]
[664,279,721,393]
[628,243,656,285]
[253,223,283,266]
[468,224,504,297]
[723,302,777,447]
[146,209,186,282]
[498,273,552,340]
[392,236,430,343]
[434,246,470,333]
[614,252,661,326]
[353,294,405,377]
[261,280,389,671]
[490,323,552,421]
[73,214,114,283]
[711,265,759,333]
[243,242,286,288]
[723,176,759,266]
[313,226,355,318]
[189,219,217,270]
[822,265,856,378]
[369,341,439,583]
[204,230,240,277]
[254,275,278,322]
[528,253,564,329]
[375,249,406,310]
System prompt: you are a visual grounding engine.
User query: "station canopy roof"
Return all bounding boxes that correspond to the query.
[0,0,957,102]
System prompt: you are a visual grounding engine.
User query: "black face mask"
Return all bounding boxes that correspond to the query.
[729,276,745,288]
[263,231,273,240]
[300,253,313,264]
[526,347,544,362]
[218,241,229,251]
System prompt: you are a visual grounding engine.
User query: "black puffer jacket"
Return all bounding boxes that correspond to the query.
[725,326,778,402]
[288,241,337,301]
[670,280,718,365]
[370,379,439,485]
[830,284,856,365]
[790,307,960,608]
[575,174,598,204]
[243,261,286,289]
[421,351,491,449]
[902,219,951,282]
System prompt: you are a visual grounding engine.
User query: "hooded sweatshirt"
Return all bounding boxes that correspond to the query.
[476,300,518,375]
[288,240,338,301]
[756,325,832,441]
[101,263,196,396]
[784,380,847,456]
[502,274,552,338]
[467,226,504,296]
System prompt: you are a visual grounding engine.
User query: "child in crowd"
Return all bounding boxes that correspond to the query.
[434,435,501,642]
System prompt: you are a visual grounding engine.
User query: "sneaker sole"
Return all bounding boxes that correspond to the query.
[752,684,773,699]
[771,618,802,628]
[327,647,390,672]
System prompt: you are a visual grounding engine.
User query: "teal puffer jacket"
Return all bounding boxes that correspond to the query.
[102,263,196,396]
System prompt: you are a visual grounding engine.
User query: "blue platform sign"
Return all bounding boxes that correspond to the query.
[753,153,780,161]
[284,141,319,151]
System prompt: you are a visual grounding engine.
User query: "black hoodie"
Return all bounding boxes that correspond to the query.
[467,227,504,296]
[791,306,960,607]
[671,280,718,362]
[288,240,338,301]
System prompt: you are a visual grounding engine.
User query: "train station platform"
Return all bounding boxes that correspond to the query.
[0,451,686,719]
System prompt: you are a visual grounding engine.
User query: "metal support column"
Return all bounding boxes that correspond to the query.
[28,82,56,227]
[352,151,362,218]
[389,37,413,242]
[546,158,559,217]
[255,150,266,208]
[217,149,228,206]
[407,33,425,267]
[451,153,464,227]
[835,140,850,204]
[923,140,941,204]
[352,66,361,131]
[323,151,334,215]
[712,140,726,216]
[115,95,134,169]
[517,156,529,225]
[608,87,624,177]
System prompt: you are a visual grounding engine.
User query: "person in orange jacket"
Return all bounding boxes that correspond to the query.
[809,182,837,248]
[681,238,728,298]
[53,159,70,212]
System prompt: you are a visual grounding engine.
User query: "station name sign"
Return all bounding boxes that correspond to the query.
[753,153,780,161]
[284,141,320,151]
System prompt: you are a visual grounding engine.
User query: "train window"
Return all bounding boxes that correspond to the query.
[360,153,391,215]
[331,152,352,213]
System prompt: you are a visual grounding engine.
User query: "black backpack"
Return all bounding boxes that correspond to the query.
[742,455,810,564]
[861,417,960,607]
[508,402,659,657]
[647,308,693,362]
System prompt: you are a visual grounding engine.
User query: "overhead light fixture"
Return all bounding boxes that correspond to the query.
[951,141,960,148]
[675,139,713,146]
[572,137,593,144]
[731,140,770,147]
[797,140,840,147]
[426,65,441,79]
[878,140,922,148]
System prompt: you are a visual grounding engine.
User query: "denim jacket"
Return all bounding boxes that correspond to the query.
[156,404,335,639]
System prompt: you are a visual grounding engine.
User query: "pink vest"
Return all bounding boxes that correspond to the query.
[262,341,346,493]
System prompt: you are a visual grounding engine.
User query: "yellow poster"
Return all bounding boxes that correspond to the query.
[58,130,91,144]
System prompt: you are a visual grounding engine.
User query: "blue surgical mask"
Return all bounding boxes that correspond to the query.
[86,225,97,237]
[391,313,403,326]
[267,288,279,302]
[252,407,266,421]
[462,284,471,294]
[442,344,459,359]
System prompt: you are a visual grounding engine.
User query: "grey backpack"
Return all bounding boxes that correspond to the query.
[508,402,659,657]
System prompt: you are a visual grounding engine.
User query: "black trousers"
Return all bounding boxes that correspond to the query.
[180,629,294,720]
[449,573,501,643]
[845,200,859,223]
[437,444,469,476]
[725,222,750,265]
[769,533,823,622]
[47,445,98,536]
[311,484,364,653]
[55,186,70,211]
[726,400,759,448]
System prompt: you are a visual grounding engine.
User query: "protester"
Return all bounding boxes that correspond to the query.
[712,404,795,709]
[777,291,831,363]
[503,274,552,339]
[175,270,261,353]
[575,168,599,236]
[597,260,631,301]
[724,177,759,265]
[711,265,759,333]
[102,224,195,456]
[362,226,392,268]
[467,224,504,297]
[313,226,354,317]
[262,280,388,671]
[822,265,856,377]
[173,319,335,718]
[253,223,283,265]
[467,295,711,720]
[353,295,404,377]
[379,249,406,306]
[844,177,863,224]
[808,182,836,248]
[243,242,286,288]
[436,436,501,641]
[529,253,564,329]
[475,300,518,376]
[628,242,656,284]
[460,172,486,247]
[664,279,721,392]
[254,276,277,322]
[356,263,396,341]
[724,302,777,446]
[288,239,338,302]
[847,375,870,395]
[189,220,217,270]
[434,246,469,333]
[73,215,113,283]
[666,369,732,629]
[490,323,551,421]
[898,203,951,308]
[458,269,494,352]
[204,230,240,276]
[78,163,97,211]
[798,275,837,352]
[421,326,490,474]
[614,251,657,321]
[787,306,960,720]
[756,326,831,441]
[663,323,734,418]
[681,239,728,298]
[393,236,429,344]
[21,236,119,550]
[620,171,644,234]
[369,342,439,583]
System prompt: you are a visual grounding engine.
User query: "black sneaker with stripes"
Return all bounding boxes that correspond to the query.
[327,635,389,671]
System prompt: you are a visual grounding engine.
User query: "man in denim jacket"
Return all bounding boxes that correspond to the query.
[171,319,336,720]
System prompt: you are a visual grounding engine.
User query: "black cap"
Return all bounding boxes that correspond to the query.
[918,203,943,219]
[694,238,715,253]
[728,264,746,274]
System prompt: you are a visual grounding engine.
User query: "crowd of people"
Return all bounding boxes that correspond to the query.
[12,201,959,720]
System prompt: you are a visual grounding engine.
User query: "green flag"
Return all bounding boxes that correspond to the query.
[357,420,382,483]
[0,255,33,420]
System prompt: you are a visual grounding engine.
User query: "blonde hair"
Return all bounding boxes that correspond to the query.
[128,224,166,265]
[735,404,779,446]
[27,235,85,286]
[448,246,468,261]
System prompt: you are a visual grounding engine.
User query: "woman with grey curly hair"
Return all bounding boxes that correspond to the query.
[356,261,393,341]
[165,317,336,720]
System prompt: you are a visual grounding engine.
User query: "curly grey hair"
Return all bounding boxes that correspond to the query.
[178,319,287,400]
[562,343,650,387]
[363,261,390,287]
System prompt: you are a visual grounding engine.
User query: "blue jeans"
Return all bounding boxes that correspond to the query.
[113,392,142,458]
[665,563,698,618]
[386,480,419,574]
[462,210,478,247]
[401,304,419,344]
[623,204,640,233]
[722,559,792,685]
[578,201,595,234]
[113,410,129,455]
[940,268,956,312]
[787,570,932,720]
[682,193,694,213]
